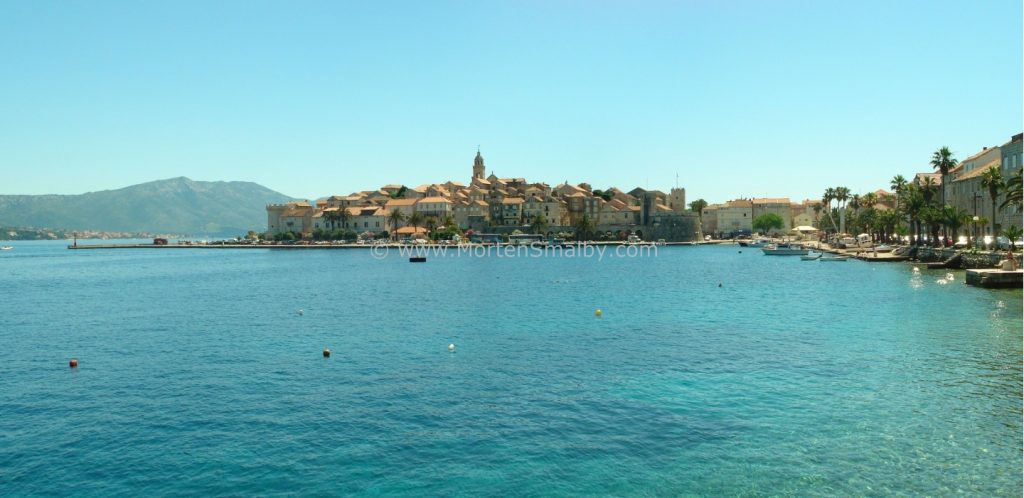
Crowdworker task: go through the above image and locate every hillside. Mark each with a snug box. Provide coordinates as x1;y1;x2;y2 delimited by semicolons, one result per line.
0;177;296;236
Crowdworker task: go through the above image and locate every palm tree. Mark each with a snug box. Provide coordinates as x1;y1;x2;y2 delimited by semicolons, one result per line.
941;205;970;246
822;188;837;233
1001;169;1022;210
323;209;343;231
425;217;437;239
890;174;908;210
407;211;426;233
902;185;925;245
920;177;938;206
530;213;549;235
980;166;1004;238
835;186;850;234
337;208;352;231
930;146;958;209
1002;225;1022;251
861;192;877;209
387;210;406;239
441;214;457;230
574;214;594;241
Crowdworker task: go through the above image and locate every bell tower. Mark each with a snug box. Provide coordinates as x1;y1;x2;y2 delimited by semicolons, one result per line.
473;148;485;180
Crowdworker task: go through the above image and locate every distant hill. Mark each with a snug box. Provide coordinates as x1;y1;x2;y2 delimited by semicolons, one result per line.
0;177;297;236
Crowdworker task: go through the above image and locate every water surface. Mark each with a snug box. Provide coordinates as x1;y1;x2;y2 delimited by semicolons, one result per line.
1;241;1020;496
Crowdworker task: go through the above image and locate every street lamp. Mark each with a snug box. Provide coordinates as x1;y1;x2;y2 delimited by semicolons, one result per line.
973;215;980;250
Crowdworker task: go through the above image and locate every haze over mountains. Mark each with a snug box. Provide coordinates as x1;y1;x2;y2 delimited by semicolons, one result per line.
0;177;296;236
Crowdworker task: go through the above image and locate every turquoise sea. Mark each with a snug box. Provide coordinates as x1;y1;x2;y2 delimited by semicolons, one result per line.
1;241;1020;496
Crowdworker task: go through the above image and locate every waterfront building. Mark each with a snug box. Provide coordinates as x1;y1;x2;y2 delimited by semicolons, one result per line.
266;201;314;237
415;197;453;219
384;198;417;218
266;149;700;241
752;197;793;235
716;199;754;236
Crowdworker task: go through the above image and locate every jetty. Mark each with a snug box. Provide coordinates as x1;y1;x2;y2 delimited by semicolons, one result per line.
965;269;1024;289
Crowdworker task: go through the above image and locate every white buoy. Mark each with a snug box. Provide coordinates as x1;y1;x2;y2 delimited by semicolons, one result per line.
945;273;955;281
448;343;455;352
912;267;920;273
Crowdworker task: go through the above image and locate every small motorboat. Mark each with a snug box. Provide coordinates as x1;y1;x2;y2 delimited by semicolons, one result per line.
0;246;12;251
762;243;809;256
820;255;849;262
801;252;822;261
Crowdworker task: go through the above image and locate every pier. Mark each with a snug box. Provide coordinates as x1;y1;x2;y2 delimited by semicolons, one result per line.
965;269;1024;289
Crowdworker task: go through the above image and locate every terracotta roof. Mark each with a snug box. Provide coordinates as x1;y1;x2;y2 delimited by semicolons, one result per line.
502;198;524;205
396;226;429;234
752;197;790;204
961;147;998;163
953;160;1001;182
418;197;452;204
385;199;418;207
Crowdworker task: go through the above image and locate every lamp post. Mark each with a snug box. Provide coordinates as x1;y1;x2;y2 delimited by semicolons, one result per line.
972;215;980;250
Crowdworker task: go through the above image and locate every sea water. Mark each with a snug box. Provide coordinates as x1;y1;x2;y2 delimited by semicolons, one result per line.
1;241;1020;496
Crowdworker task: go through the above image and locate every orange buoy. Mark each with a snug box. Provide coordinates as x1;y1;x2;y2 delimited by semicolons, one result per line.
69;358;78;368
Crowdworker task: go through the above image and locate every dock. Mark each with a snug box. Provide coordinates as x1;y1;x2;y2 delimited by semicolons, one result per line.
965;269;1024;289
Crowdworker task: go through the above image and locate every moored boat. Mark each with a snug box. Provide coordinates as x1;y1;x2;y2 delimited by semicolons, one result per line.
0;246;12;251
800;252;821;260
820;255;849;262
762;243;808;256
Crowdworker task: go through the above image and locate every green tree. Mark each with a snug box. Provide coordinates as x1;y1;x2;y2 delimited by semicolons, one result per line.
890;174;907;210
835;186;850;234
930;146;958;210
980;166;1004;238
1002;225;1022;251
1000;170;1022;210
940;205;970;246
387;210;406;240
574;214;595;241
530;213;549;235
752;213;785;235
323;209;342;230
407;211;426;233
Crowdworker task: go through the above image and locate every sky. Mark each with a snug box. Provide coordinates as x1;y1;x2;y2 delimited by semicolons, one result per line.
0;0;1021;204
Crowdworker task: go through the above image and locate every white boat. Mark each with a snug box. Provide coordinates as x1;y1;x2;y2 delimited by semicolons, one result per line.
800;252;821;261
0;246;12;251
762;243;808;256
820;255;849;262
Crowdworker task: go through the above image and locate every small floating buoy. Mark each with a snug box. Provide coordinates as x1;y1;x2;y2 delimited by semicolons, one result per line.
448;343;455;352
595;309;602;317
912;267;920;273
298;309;304;316
69;358;78;368
322;348;331;358
945;273;955;281
718;283;722;288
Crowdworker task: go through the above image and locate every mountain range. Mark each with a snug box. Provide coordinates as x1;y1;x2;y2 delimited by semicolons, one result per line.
0;177;296;236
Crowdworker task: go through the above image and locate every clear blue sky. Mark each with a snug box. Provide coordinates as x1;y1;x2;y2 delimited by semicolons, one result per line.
1;0;1020;203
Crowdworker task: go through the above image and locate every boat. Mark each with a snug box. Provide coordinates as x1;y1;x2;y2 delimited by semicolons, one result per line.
820;255;849;262
800;252;821;261
0;246;12;251
762;243;808;256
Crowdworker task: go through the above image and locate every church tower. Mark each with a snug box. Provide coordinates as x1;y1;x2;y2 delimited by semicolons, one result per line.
473;148;485;180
